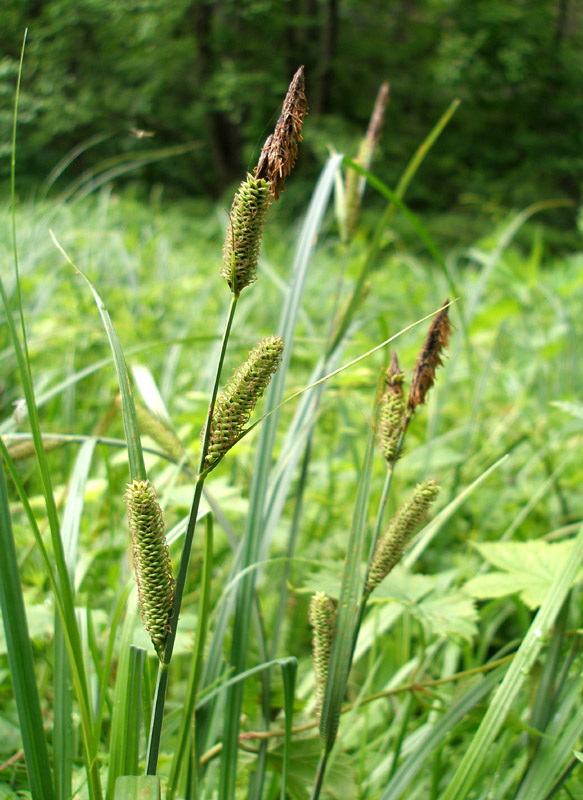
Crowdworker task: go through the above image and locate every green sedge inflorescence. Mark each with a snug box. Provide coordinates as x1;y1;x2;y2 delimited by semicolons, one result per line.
124;479;175;660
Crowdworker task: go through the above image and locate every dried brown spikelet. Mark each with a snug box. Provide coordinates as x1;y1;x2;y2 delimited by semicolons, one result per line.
407;300;452;418
221;174;271;293
255;66;308;200
309;592;337;716
366;480;439;593
124;479;175;659
346;81;390;235
204;336;284;470
376;351;405;464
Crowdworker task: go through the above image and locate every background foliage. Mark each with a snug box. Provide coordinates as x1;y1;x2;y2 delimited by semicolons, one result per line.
1;0;582;209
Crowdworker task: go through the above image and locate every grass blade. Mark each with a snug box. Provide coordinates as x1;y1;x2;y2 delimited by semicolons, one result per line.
50;232;146;481
318;421;376;755
440;522;583;800
218;153;343;800
54;438;97;800
0;458;56;800
379;665;506;800
107;595;139;800
125;646;146;776
279;657;298;799
514;674;583;800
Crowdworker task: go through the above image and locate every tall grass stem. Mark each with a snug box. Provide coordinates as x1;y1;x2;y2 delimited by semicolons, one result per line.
146;294;239;773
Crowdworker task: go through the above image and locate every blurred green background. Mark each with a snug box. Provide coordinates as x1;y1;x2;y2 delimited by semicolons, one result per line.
2;0;582;212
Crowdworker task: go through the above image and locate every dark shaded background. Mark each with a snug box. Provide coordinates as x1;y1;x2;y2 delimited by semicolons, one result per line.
1;0;582;210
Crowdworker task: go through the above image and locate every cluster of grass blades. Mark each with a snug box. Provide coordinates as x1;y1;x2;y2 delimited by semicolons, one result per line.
2;31;583;800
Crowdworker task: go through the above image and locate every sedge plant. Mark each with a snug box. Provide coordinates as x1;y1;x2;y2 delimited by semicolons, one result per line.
5;39;580;800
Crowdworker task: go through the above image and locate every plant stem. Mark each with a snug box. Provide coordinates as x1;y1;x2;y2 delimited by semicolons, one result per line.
367;466;394;566
309;751;329;800
168;514;214;796
146;294;239;774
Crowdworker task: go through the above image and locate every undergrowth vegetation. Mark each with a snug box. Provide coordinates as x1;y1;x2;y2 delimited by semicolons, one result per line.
1;61;583;800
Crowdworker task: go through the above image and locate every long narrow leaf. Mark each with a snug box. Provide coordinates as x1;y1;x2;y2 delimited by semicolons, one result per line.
378;666;506;800
55;438;98;799
440;523;583;800
0;459;55;800
319;421;376;754
218;153;343;800
50;232;146;481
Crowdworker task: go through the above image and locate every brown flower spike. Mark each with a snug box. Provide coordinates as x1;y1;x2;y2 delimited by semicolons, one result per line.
407;300;452;420
255;66;308;200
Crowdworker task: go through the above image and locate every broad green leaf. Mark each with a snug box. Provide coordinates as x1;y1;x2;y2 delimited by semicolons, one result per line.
466;540;578;609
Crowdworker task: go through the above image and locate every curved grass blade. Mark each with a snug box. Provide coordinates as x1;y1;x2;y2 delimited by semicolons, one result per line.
318;421;376;756
55;438;98;800
168;515;214;797
125;646;146;776
218;153;344;800
331;98;461;354
514;674;583;800
440;522;583;800
378;665;506;800
342;157;459;302
5;41;100;795
107;594;140;800
0;459;56;800
50;232;146;481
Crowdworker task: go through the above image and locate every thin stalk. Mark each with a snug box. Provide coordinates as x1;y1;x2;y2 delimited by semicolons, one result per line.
368;466;394;567
269;435;313;659
309;751;329;800
146;294;239;774
168;515;215;796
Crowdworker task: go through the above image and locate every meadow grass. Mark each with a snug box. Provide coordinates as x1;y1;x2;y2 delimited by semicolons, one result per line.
1;69;583;800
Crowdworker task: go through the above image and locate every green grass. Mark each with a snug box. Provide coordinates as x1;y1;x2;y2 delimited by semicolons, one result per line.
1;133;583;800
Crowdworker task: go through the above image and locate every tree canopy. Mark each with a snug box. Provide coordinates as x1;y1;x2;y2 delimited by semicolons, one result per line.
1;0;582;207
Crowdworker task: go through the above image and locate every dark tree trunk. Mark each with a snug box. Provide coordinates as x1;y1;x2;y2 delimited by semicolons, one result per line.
189;0;242;193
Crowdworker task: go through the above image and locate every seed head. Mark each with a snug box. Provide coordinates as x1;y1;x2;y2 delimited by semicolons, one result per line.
376;351;405;464
255;66;308;200
407;301;452;419
221;174;271;293
309;592;337;716
204;336;284;470
346;81;390;236
366;480;439;593
124;479;175;659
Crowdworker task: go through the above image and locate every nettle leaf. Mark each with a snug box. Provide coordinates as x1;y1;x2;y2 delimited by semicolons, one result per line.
465;540;580;609
371;566;478;641
414;591;479;640
298;564;477;641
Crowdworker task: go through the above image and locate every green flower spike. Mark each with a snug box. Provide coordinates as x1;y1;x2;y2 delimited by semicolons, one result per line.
204;336;284;470
309;592;337;716
124;479;175;660
366;480;439;594
376;351;405;464
221;174;271;294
